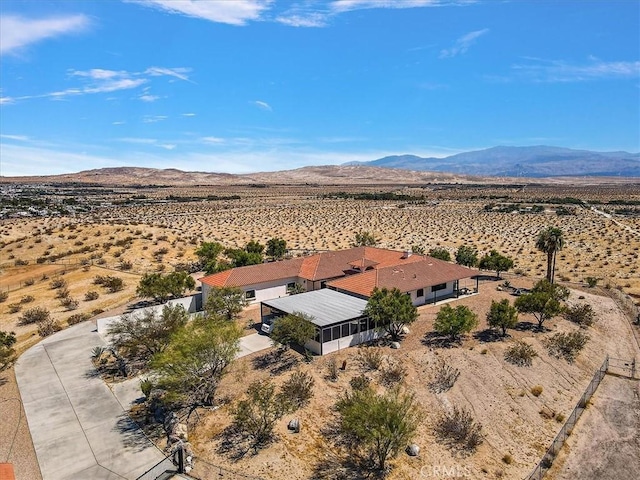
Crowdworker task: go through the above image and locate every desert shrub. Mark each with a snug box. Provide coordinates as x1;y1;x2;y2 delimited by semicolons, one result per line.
140;377;154;398
435;406;483;451
19;306;51;325
60;297;79;311
37;316;61;337
357;347;384;371
555;413;566;423
530;385;543;397
0;291;8;303
67;313;91;325
55;287;70;299
24;278;35;286
103;276;125;293
379;362;406;387
564;304;596;327
428;358;460;393
20;295;35;304
1;331;17;370
14;259;28;266
8;303;22;314
585;277;599;288
502;454;513;465
233;380;288;451
545;331;589;362
327;358;339;381
119;260;133;271
49;278;67;290
504;341;538;367
350;373;371;391
278;371;315;409
84;291;100;301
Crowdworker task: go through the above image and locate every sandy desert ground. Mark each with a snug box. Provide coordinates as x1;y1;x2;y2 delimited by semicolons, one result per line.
1;182;639;480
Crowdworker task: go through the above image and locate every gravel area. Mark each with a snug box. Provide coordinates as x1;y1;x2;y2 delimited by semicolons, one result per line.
0;367;42;480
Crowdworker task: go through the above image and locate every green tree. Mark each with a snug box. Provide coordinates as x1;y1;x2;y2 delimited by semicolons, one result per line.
225;248;263;267
429;247;451;262
364;287;418;341
233;379;290;451
108;304;189;362
136;272;195;303
411;245;425;255
434;305;478;340
455;245;478;267
195;241;225;274
270;312;316;349
204;286;248;321
335;387;422;472
514;279;569;329
486;299;518;336
152;316;241;414
266;238;287;259
536;227;565;283
245;240;265;255
478;250;514;278
353;230;379;247
0;330;17;370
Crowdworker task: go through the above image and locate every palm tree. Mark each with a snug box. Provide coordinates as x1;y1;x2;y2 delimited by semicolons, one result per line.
536;226;564;283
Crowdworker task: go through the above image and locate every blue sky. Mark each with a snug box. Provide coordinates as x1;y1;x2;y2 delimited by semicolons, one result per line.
1;0;638;176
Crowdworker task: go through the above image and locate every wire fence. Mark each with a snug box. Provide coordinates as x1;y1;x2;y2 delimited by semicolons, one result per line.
524;356;610;480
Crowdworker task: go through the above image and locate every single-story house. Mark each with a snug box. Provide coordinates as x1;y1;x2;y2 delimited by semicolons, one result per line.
260;288;379;355
200;246;477;306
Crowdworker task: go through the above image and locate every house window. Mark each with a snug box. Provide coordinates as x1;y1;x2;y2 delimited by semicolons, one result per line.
342;323;350;337
431;283;447;292
245;289;256;300
322;328;332;343
287;282;296;293
417;288;424;297
332;325;341;341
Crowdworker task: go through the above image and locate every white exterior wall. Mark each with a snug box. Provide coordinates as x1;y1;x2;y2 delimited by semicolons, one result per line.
202;277;301;305
321;329;381;355
409;281;456;306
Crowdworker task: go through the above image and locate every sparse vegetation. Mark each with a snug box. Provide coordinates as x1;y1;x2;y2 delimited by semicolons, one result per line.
435;405;483;451
0;330;17;370
357;347;384;371
530;385;543;397
18;306;51;325
504;341;538;367
428;358;460;393
564;303;596;327
545;331;589;362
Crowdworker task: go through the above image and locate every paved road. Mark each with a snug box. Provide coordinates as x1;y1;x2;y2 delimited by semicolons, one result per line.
15;322;164;480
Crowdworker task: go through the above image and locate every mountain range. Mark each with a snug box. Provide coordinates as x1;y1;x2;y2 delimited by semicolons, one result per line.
345;146;640;177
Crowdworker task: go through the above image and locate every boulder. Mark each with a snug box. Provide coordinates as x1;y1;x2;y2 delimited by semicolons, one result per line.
288;418;301;433
391;342;401;350
406;444;420;456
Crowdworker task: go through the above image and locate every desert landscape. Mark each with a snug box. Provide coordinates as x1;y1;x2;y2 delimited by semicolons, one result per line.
1;175;639;480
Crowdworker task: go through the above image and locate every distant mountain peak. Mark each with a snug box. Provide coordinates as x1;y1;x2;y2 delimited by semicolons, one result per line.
345;145;639;177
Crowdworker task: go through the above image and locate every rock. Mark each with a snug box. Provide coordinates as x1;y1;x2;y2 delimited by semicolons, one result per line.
539;406;555;420
174;423;188;441
406;444;420;456
402;326;411;334
288;418;300;433
391;342;401;350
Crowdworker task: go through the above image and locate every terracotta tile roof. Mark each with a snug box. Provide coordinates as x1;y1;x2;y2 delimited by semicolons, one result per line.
200;258;305;288
199;247;436;289
328;257;476;297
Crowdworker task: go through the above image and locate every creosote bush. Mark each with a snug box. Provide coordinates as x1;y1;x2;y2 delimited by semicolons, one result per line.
428;358;460;393
18;306;51;325
84;291;100;301
67;313;91;325
530;385;543;397
37;316;61;337
380;362;407;387
504;341;538;367
564;304;596;328
545;331;589;362
349;373;371;391
0;291;8;303
357;347;384;371
279;371;315;409
327;358;339;381
435;406;483;451
50;278;67;290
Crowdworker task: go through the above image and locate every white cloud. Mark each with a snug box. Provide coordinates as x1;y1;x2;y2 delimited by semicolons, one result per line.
118;137;158;144
276;12;328;28
127;0;273;26
253;100;272;111
0;96;14;105
0;134;29;141
157;144;177;150
512;59;640;82
439;28;489;58
142;115;168;123
0;14;90;55
202;136;225;144
330;0;437;13
139;94;161;102
145;66;192;82
182;113;196;117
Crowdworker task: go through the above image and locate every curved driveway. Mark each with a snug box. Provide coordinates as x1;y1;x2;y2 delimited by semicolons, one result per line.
15;322;164;480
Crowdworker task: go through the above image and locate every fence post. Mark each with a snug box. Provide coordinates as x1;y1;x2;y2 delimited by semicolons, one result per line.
177;443;185;473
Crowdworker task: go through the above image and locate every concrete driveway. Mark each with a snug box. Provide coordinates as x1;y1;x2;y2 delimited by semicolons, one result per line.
237;333;274;358
15;322;165;480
